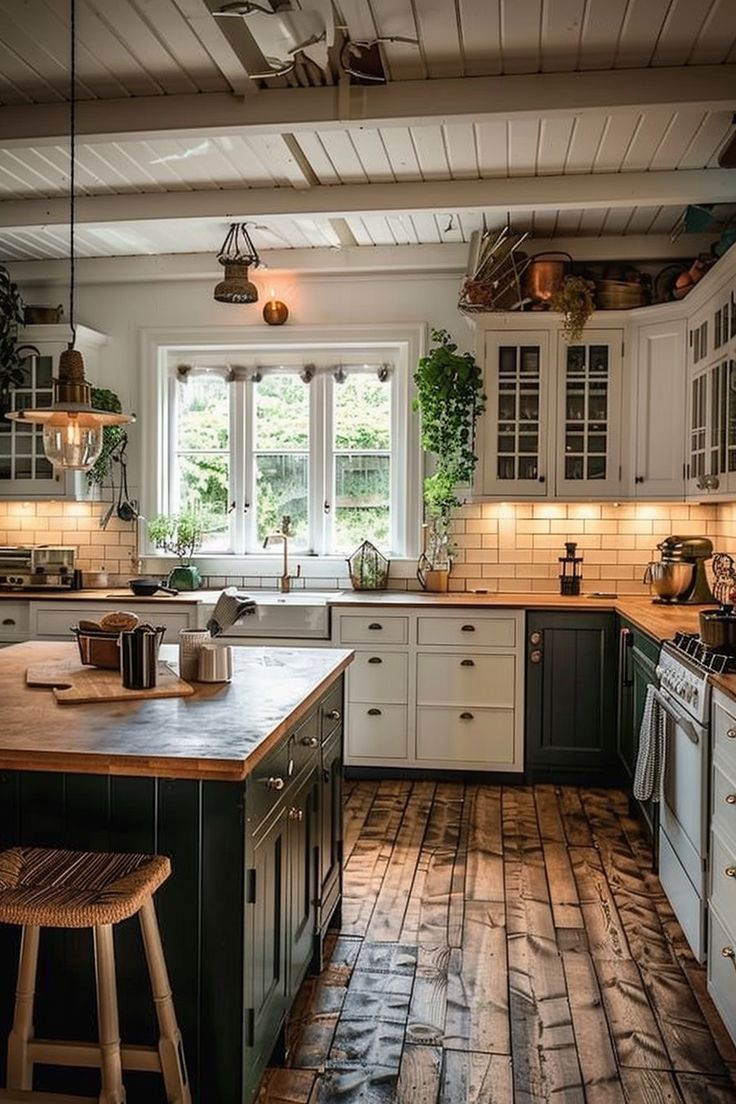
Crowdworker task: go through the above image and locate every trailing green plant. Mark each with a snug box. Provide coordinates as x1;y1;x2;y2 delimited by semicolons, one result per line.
86;388;125;487
551;275;595;342
0;264;36;402
148;511;205;565
413;328;486;521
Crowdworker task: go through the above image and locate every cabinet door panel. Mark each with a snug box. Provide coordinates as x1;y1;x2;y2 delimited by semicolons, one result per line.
417;615;517;648
416;653;515;707
347;703;408;760
288;770;318;998
348;650;408;703
635;320;686;498
480;331;550;497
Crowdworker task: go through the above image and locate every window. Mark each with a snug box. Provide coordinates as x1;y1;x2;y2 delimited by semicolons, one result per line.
153;335;418;559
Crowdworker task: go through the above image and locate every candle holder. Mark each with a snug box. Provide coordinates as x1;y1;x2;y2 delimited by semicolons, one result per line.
263;299;289;325
559;540;583;596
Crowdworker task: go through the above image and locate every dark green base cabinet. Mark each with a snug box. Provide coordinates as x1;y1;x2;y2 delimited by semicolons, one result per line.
0;680;344;1104
617;618;660;853
525;611;618;783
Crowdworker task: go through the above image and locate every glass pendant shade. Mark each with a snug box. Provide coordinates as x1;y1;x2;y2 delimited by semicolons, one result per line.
5;347;133;472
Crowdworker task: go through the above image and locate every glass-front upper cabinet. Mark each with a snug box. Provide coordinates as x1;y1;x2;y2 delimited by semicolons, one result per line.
479;330;551;497
687;356;736;496
0;324;107;499
555;330;623;498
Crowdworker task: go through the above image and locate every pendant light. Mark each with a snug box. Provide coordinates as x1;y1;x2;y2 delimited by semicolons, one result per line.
4;0;133;471
213;223;261;304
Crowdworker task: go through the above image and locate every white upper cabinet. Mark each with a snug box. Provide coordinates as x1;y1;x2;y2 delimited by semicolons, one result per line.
476;319;624;500
632;318;686;499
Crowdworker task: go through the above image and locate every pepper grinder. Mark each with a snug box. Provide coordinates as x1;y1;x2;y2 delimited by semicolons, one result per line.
559;541;583;596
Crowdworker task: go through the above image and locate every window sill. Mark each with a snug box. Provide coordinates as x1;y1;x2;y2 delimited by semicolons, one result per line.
143;553;419;582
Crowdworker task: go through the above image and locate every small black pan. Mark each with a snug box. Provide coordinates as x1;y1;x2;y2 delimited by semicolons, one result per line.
129;578;179;597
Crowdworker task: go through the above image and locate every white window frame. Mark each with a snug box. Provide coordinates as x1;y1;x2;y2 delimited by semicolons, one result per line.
140;324;424;571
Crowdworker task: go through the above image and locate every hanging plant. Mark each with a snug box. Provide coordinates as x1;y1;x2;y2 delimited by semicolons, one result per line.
551;275;596;342
0;264;37;407
86;388;126;487
413;328;486;522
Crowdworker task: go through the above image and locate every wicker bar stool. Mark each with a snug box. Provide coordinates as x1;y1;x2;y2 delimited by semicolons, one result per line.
0;846;190;1104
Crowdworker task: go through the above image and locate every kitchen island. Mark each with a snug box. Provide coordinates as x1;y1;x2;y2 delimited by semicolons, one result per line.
0;641;352;1104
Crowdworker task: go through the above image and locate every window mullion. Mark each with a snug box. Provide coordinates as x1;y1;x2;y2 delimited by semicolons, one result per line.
243;378;256;553
231;377;245;554
310;374;328;556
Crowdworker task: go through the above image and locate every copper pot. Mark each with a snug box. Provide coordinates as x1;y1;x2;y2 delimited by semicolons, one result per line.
522;253;572;302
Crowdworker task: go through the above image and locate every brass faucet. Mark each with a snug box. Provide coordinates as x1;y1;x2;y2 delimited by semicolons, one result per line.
263;515;302;593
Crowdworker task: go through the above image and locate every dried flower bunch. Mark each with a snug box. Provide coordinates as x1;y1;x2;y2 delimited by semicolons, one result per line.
551;275;596;341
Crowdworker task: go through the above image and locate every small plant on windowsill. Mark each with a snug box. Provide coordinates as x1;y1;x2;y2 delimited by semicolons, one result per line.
148;511;205;590
413;328;486;591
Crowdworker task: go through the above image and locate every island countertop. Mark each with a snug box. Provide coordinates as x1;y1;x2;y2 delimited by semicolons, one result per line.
0;641;352;782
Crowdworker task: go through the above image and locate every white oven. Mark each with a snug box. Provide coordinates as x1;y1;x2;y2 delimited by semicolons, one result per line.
656;640;713;962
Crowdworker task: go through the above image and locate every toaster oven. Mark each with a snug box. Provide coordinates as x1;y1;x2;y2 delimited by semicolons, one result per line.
0;546;75;589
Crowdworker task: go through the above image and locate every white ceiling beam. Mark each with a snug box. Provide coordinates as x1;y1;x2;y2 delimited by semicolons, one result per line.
0;65;733;146
0;170;732;228
5;235;714;285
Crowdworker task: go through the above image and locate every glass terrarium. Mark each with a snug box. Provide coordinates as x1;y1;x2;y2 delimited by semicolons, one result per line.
347;539;390;591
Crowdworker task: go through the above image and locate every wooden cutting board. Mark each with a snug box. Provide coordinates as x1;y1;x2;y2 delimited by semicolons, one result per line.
26;660;194;704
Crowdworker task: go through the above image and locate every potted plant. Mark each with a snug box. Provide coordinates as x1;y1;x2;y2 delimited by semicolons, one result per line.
0;264;37;414
148;510;205;590
413;328;486;591
86;388;126;488
551;275;595;342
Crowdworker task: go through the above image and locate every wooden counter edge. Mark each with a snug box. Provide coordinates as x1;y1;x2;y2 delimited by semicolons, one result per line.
0;650;353;783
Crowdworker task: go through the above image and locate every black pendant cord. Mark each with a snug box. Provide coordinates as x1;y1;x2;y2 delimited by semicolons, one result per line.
69;0;76;348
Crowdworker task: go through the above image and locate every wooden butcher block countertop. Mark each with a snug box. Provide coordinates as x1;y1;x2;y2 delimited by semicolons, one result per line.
0;641;352;782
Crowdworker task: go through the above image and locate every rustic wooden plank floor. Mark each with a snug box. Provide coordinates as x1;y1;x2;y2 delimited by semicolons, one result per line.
258;783;736;1104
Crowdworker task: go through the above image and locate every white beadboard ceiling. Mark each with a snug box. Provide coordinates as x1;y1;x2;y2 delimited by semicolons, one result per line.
0;0;735;262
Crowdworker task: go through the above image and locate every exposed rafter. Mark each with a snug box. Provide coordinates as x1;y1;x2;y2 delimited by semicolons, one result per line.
0;66;733;146
1;171;732;229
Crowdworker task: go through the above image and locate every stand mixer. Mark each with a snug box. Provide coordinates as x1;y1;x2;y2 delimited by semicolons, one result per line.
646;535;716;604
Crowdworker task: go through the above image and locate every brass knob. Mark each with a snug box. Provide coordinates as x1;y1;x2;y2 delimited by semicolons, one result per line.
301;736;318;747
725;866;736;878
288;807;304;822
530;649;542;664
265;776;285;791
726;794;736;805
727;727;736;740
326;709;341;721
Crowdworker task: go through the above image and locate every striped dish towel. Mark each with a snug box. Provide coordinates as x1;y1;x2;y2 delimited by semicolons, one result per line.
633;684;667;803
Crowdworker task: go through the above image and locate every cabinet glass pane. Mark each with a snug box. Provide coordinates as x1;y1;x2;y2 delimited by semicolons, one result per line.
729;362;736;473
0;355;56;483
495;344;541;481
563;342;609;481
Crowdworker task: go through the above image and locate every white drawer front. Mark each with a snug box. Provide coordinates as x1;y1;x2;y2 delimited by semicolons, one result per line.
339;615;408;645
711;827;736;924
714;694;736;781
348;651;408;704
347;704;408;760
416;706;515;766
708;906;736;1046
713;764;736;850
417;615;516;648
0;602;29;639
416;653;514;707
34;604;194;641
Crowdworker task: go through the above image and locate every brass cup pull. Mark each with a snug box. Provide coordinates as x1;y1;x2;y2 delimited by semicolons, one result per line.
326;709;341;721
725;866;736;878
368;623;382;630
460;659;475;667
726;794;736;805
368;656;382;664
288;807;304;822
265;776;285;791
301;735;318;747
727;727;736;740
2;618;15;626
460;711;474;720
461;624;475;632
367;708;382;716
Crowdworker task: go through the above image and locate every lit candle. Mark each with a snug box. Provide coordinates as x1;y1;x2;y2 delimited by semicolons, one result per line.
262;289;289;325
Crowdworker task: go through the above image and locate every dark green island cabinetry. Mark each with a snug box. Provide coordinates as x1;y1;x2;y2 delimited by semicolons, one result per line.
0;642;351;1104
616;617;660;847
525;610;619;782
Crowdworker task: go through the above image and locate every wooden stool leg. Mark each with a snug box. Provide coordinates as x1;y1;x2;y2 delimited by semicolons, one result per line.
6;924;40;1090
139;897;191;1104
93;924;126;1104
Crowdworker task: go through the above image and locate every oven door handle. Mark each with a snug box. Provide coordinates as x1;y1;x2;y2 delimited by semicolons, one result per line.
651;686;700;745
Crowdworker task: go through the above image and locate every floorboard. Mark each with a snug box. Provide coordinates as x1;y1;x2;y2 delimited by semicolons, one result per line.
260;783;736;1103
